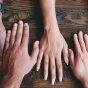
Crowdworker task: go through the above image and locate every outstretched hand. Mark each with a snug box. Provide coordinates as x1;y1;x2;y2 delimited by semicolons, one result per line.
36;26;68;84
0;21;39;88
69;31;88;88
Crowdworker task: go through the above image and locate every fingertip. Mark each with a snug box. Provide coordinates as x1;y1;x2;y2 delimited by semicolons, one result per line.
73;34;77;41
79;30;84;36
8;30;11;33
33;41;39;53
69;49;72;53
84;34;88;38
66;59;69;65
51;78;55;85
13;23;18;27
34;41;39;47
73;34;77;38
79;31;83;34
68;49;73;57
18;20;23;24
59;75;62;82
44;74;48;80
36;64;40;71
64;55;69;65
24;23;29;27
63;45;69;65
68;49;74;67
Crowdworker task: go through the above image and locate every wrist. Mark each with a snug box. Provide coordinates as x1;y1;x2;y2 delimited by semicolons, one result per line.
1;73;24;88
44;21;60;33
43;13;58;28
81;78;88;88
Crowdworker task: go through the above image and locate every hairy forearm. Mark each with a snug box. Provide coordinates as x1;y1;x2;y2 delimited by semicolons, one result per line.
0;73;23;88
39;0;58;29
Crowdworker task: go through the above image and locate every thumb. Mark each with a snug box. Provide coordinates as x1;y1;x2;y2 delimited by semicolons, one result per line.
68;49;75;69
30;41;39;65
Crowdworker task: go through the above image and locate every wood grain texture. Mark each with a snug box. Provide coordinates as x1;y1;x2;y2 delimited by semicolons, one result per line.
0;0;88;88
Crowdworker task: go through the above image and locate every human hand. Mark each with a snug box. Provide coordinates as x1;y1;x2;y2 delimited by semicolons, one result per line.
69;31;88;88
2;21;39;81
0;13;6;61
36;25;68;84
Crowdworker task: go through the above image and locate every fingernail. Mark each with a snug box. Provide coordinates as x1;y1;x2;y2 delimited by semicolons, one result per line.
51;78;55;85
44;74;47;80
8;30;11;33
59;76;62;82
35;41;39;45
14;23;17;26
34;41;39;49
79;31;82;34
24;23;28;26
36;65;39;71
19;20;23;24
66;59;69;65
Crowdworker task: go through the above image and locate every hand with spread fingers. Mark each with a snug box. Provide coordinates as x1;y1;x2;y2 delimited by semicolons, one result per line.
36;0;68;85
0;21;39;88
69;31;88;88
37;27;68;84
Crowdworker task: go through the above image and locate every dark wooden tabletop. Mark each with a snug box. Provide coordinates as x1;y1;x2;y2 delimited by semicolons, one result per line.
1;0;88;88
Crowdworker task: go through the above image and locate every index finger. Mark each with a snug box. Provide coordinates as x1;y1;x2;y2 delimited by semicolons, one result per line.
73;34;82;54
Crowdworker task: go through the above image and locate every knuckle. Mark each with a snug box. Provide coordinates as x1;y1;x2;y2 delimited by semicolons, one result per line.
64;52;68;57
44;69;48;74
11;35;15;40
14;43;19;48
23;34;28;38
78;52;83;58
17;33;21;38
45;61;48;66
51;65;55;70
51;74;55;79
15;43;19;46
49;50;53;56
44;50;48;55
57;64;62;69
55;51;59;56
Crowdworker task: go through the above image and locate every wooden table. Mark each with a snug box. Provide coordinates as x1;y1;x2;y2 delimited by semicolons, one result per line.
1;0;88;88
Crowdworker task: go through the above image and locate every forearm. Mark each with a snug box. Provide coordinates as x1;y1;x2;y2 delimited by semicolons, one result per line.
0;73;23;88
39;0;58;29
